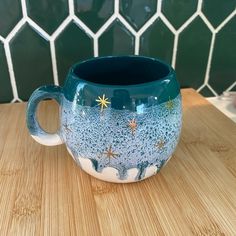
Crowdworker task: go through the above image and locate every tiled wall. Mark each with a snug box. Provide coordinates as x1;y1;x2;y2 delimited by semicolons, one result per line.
0;0;236;103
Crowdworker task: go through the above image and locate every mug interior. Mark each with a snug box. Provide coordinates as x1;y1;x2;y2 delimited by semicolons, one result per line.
72;56;171;86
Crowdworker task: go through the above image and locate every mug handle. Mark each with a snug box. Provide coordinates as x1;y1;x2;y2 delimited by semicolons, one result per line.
26;85;64;146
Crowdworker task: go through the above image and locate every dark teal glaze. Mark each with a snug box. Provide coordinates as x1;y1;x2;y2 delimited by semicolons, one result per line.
136;161;149;181
89;158;99;172
63;56;180;109
26;85;63;135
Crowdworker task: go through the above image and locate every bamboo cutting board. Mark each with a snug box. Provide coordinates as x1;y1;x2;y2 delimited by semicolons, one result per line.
0;89;235;235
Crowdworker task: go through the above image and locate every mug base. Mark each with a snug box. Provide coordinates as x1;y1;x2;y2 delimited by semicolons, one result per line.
67;148;171;183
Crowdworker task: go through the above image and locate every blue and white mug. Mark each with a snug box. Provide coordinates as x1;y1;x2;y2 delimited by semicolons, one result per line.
26;56;182;183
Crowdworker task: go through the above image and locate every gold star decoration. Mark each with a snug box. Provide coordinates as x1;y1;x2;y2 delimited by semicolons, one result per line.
128;118;137;135
96;94;110;111
166;96;174;110
155;140;166;150
63;124;72;133
103;145;119;161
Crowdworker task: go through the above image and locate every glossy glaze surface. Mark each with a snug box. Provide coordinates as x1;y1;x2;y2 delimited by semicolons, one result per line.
61;94;181;181
26;56;182;182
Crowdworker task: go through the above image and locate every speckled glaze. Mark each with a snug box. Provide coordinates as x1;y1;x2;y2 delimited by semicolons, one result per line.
26;56;182;183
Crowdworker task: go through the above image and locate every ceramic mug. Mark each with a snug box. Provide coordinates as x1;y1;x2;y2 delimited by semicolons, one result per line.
26;56;182;183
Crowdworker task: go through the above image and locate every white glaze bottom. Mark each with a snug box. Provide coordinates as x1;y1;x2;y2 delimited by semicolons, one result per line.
67;147;171;183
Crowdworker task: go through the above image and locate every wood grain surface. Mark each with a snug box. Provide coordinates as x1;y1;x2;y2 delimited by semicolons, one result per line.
0;89;235;235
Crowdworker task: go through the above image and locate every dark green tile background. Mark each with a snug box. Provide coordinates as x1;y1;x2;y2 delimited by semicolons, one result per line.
26;0;69;34
0;0;235;103
99;19;135;56
140;18;174;64
175;17;212;90
162;0;198;29
74;0;114;33
0;42;13;102
209;16;236;94
120;0;157;30
0;0;22;37
55;22;93;85
10;24;54;101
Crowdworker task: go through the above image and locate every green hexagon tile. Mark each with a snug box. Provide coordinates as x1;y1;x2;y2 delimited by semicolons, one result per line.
0;0;235;103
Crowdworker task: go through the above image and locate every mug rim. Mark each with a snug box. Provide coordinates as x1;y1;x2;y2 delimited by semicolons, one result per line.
69;55;175;88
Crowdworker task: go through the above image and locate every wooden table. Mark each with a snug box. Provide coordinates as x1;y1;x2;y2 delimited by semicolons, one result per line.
0;89;235;235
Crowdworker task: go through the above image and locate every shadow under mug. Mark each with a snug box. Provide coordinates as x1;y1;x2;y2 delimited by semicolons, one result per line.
26;56;182;183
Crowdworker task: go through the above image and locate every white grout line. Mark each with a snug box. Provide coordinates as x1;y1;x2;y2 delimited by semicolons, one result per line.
1;0;235;102
94;37;99;57
226;81;236;92
206;84;218;96
199;12;214;32
20;0;28;18
168;12;198;68
171;35;179;68
72;15;95;37
11;97;23;102
4;43;20;100
197;0;203;11
137;13;159;36
135;0;163;56
50;41;59;85
176;12;198;33
27;18;50;40
134;36;140;55
68;0;75;16
117;15;137;36
3;19;26;102
0;35;5;42
95;14;116;38
157;0;162;13
197;84;206;92
51;16;72;40
215;9;236;33
197;7;236;95
93;0;119;56
114;0;119;14
159;14;177;33
5;19;26;43
203;34;216;84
